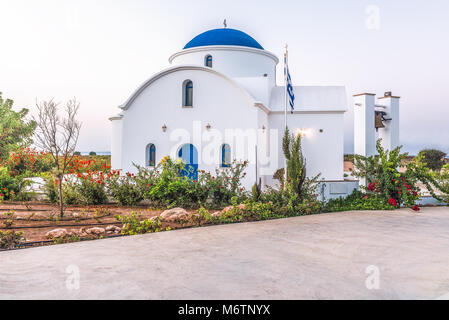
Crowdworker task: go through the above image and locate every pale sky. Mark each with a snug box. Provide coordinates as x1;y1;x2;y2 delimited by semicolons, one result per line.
1;0;448;155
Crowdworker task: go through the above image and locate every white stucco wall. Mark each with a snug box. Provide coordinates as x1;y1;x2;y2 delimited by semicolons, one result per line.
267;112;345;181
116;68;262;189
110;116;123;170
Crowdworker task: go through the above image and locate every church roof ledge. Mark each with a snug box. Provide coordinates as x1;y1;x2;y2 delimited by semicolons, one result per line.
119;64;256;111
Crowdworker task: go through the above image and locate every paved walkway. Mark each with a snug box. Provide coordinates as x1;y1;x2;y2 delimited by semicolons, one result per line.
1;207;449;299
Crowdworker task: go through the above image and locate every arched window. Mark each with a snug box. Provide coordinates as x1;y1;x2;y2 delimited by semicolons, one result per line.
221;144;231;168
183;80;193;107
146;144;156;167
178;143;199;181
205;55;213;68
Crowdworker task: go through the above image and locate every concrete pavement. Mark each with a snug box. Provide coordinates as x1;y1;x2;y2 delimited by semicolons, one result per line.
1;207;449;299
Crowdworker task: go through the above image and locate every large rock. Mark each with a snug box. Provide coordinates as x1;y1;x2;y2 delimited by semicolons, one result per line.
211;211;222;218
79;227;88;237
105;225;121;234
222;206;234;213
86;227;105;235
71;212;81;218
68;229;80;236
34;212;48;220
160;208;189;222
237;204;247;210
221;204;246;214
46;228;68;239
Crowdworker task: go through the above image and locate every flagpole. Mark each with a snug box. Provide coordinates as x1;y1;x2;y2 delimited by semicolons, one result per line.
284;44;288;130
284;44;288;185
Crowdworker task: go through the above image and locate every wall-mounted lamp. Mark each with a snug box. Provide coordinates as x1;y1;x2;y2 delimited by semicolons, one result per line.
205;123;211;131
297;128;312;137
262;125;266;132
162;124;167;132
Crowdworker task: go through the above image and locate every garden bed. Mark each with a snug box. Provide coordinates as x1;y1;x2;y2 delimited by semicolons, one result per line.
0;201;197;246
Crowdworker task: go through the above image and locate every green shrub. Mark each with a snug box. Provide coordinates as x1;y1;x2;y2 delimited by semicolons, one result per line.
418;149;447;171
0;230;24;249
439;165;449;204
140;157;248;208
351;140;447;208
42;174;58;203
282;127;320;202
76;177;108;205
272;168;285;188
43;173;108;205
107;170;144;206
115;212;170;235
0;92;37;162
0;167;29;200
323;189;392;212
206;197;321;225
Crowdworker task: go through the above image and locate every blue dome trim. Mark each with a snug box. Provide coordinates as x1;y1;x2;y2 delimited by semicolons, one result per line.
184;28;264;50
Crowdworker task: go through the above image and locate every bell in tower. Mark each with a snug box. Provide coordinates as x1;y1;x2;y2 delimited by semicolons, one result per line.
375;111;385;130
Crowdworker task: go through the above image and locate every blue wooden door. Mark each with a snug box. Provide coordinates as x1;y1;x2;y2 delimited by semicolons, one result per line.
178;144;198;180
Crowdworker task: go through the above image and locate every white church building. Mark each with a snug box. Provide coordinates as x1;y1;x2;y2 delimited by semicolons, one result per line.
110;27;400;198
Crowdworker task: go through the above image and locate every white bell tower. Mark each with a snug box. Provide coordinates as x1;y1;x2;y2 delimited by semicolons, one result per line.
376;92;400;151
353;93;376;158
353;91;400;186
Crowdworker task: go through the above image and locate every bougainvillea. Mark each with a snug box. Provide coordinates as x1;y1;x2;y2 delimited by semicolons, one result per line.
388;197;398;207
352;139;448;211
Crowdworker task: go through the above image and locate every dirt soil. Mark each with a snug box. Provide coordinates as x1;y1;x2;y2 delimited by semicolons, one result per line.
0;201;198;244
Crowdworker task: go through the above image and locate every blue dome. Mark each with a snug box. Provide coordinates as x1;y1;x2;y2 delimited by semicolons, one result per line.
184;28;264;50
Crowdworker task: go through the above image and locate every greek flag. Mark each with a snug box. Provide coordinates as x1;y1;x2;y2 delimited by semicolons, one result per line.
284;57;295;113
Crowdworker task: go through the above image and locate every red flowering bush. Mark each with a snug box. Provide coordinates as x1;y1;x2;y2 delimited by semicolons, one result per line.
0;147;53;177
106;169;146;206
323;189;392;212
388;197;398;207
74;171;108;205
352;139;439;211
0;167;27;201
0;148;51;201
367;182;377;192
43;155;111;205
66;155;110;174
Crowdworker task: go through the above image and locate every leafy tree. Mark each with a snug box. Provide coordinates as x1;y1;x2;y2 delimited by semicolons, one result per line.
0;92;36;161
34;98;82;218
418;149;447;171
89;151;96;156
